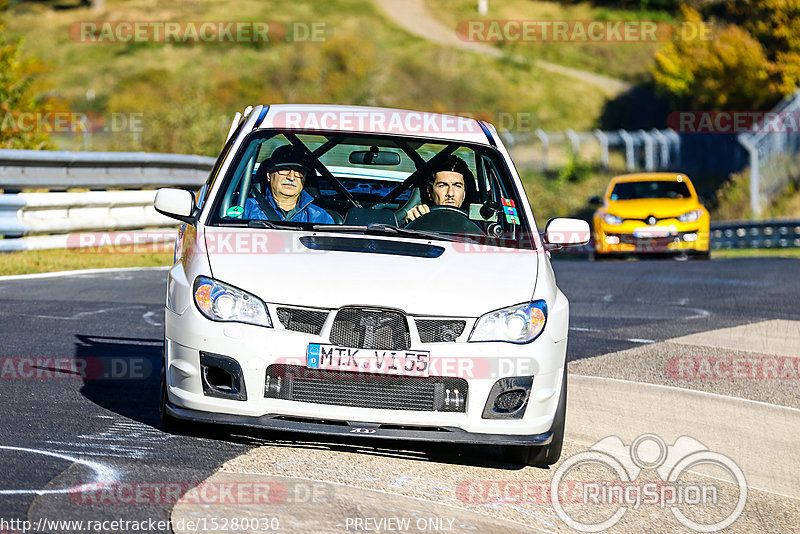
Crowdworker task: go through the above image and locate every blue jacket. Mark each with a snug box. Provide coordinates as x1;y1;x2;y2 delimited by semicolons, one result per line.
244;189;334;224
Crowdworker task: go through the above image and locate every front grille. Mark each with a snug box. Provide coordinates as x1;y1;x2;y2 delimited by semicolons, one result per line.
264;364;467;412
276;307;328;335
329;307;410;350
617;234;676;248
416;319;466;343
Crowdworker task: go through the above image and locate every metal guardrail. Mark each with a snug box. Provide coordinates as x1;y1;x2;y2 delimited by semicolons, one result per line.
0;191;174;238
0;149;213;252
0;189;182;252
0;149;215;190
0;149;797;253
559;220;800;255
711;220;800;250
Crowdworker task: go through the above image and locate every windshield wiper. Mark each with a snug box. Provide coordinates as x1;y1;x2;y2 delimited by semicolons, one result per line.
311;222;471;243
213;219;303;230
246;219;304;230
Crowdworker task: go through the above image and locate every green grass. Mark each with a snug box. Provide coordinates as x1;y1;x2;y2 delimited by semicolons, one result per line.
0;246;173;275
711;169;800;221
6;0;611;155
424;0;674;82
520;164;619;222
710;248;800;259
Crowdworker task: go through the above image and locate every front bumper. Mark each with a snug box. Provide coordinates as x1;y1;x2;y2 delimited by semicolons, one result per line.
164;302;568;438
594;221;710;254
166;401;554;446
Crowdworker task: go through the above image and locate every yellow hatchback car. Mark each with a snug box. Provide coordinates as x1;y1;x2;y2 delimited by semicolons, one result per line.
592;173;710;259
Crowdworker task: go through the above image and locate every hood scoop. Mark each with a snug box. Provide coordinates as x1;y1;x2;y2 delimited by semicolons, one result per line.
299;235;445;258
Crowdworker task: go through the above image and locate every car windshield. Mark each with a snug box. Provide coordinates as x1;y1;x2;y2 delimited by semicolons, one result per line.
206;130;534;249
610;180;692;200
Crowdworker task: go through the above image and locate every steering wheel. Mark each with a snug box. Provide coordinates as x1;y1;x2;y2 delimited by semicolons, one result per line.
405;205;485;236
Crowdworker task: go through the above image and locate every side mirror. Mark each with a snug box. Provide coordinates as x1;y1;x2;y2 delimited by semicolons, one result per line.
544;218;591;250
588;196;603;207
155;188;195;224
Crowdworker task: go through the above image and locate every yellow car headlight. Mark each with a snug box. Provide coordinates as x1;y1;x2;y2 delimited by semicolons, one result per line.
678;209;704;223
602;213;623;225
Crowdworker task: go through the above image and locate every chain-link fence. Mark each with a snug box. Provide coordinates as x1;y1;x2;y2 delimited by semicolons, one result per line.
738;89;800;218
502;128;680;172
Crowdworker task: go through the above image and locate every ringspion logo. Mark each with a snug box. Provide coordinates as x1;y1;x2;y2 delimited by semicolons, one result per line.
551;434;747;532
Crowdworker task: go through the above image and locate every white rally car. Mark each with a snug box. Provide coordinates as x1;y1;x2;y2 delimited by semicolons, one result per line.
154;104;589;465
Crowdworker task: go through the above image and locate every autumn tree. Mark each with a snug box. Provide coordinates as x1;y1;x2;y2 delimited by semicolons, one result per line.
714;0;800;97
652;1;800;111
0;0;52;149
652;6;781;111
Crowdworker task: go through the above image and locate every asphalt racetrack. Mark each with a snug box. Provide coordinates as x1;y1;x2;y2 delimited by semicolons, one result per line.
0;258;798;533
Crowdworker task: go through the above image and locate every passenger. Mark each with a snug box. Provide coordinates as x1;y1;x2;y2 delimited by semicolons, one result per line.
243;145;334;224
405;155;471;223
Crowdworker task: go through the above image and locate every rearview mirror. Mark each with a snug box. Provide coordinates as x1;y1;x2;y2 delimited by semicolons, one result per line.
588;195;603;207
154;188;195;224
349;148;401;165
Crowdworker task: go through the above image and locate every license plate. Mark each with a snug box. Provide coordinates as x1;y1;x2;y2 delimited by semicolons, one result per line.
307;343;430;377
633;226;670;238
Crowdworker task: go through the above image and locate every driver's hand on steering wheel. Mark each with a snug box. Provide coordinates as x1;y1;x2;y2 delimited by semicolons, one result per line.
405;204;431;223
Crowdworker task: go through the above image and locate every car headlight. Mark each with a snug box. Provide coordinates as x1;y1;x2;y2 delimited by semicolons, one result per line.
602;213;623;225
469;300;547;344
193;276;272;327
678;209;704;223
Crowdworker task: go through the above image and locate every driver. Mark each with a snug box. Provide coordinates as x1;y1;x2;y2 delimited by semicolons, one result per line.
405;155;471;223
243;145;334;224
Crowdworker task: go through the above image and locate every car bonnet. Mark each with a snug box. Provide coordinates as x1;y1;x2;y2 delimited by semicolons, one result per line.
201;228;539;318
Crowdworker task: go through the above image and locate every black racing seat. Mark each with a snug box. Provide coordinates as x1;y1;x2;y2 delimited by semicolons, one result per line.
324;208;344;224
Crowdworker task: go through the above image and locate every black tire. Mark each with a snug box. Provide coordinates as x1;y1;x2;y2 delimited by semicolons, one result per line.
504;366;567;466
592;252;612;261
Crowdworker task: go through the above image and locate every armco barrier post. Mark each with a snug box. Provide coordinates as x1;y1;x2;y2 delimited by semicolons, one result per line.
535;129;549;171
737;135;761;219
594;129;609;169
619;129;635;171
638;130;655;171
565;129;580;157
651;129;670;169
